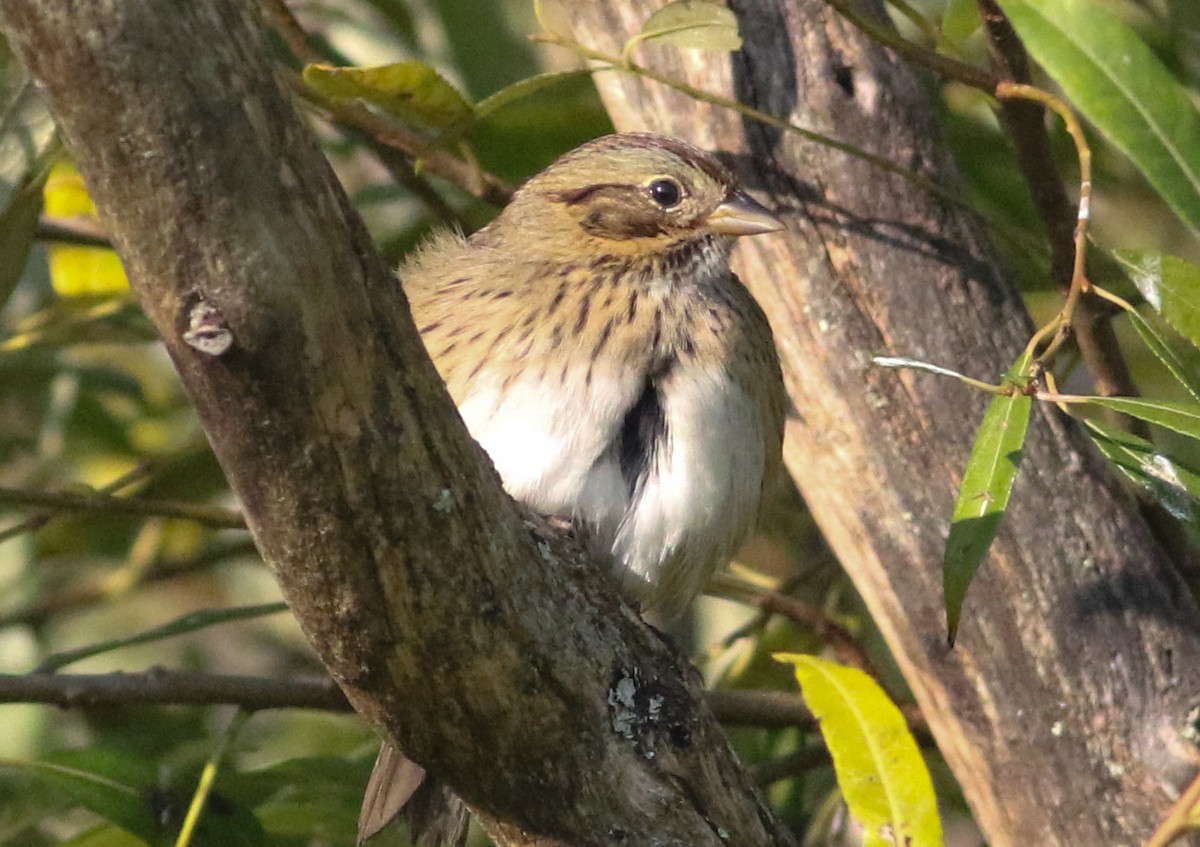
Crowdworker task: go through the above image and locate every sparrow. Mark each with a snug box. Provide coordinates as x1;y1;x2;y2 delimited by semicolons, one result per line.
359;132;787;844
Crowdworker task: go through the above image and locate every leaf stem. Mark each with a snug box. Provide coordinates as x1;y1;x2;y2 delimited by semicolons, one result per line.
996;83;1094;365
175;710;249;847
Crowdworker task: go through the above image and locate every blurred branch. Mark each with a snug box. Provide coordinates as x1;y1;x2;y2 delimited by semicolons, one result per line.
36;215;113;247
0;537;261;630
706;689;814;728
710;576;876;677
748;748;831;786
0;453;204;543
35;602;288;672
0;670;351;712
0;670;795;729
0;485;246;529
256;0;322;65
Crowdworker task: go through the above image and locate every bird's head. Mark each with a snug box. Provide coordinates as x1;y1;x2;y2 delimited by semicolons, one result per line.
487;133;782;261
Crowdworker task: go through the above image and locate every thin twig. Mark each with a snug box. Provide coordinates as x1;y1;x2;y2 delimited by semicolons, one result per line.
0;670;352;712
976;0;1141;408
710;575;877;677
748;747;831;786
1143;767;1200;847
257;0;324;66
36;215;113;248
35;602;288;672
0;485;245;530
0;453;193;544
705;689;815;729
0;538;261;630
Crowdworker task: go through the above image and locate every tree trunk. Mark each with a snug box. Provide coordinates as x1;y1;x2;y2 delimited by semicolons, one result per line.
567;2;1200;844
0;2;795;845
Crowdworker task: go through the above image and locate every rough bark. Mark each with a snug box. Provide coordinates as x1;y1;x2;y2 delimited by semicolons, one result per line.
0;2;794;845
568;2;1200;845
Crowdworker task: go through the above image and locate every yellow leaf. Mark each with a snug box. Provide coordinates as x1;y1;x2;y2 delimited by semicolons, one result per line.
303;61;473;132
776;653;944;847
629;1;742;55
43;162;129;297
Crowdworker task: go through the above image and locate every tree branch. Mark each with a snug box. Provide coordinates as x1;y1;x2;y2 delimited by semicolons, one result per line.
0;669;818;730
0;670;351;712
0;485;246;529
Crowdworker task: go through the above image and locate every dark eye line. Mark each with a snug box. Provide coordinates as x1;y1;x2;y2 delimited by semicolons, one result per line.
551;183;634;206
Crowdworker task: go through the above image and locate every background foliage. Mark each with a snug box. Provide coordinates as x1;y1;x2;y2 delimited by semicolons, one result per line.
1;0;1199;845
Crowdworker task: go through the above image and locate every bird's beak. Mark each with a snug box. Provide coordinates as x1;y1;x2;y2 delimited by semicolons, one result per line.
705;190;784;236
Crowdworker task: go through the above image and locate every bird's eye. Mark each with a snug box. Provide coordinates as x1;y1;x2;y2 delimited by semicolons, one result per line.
647;178;682;208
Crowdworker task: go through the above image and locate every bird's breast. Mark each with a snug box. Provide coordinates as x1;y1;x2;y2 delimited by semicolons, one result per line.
455;351;766;617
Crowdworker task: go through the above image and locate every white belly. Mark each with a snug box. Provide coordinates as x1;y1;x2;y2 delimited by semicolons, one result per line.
456;361;764;616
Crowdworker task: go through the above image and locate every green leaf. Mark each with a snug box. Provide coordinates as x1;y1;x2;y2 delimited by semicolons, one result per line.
943;355;1033;644
1085;418;1200;524
941;0;982;44
995;0;1200;232
1113;250;1200;353
474;69;598;123
303;61;473;133
629;1;742;54
776;654;944;847
0;61;57;309
0;752;160;844
1125;306;1200;402
0;175;43;309
1079;396;1200;442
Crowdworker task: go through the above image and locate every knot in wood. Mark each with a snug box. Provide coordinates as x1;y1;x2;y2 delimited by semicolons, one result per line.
182;297;233;356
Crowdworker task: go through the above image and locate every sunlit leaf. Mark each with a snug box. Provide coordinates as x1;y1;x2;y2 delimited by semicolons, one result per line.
996;0;1200;231
943;354;1032;644
1113;250;1200;353
629;1;742;54
43;162;129;297
1125;306;1200;402
776;654;944;847
1079;396;1200;442
303;62;473;132
533;0;575;39
941;0;982;44
1085;419;1200;524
